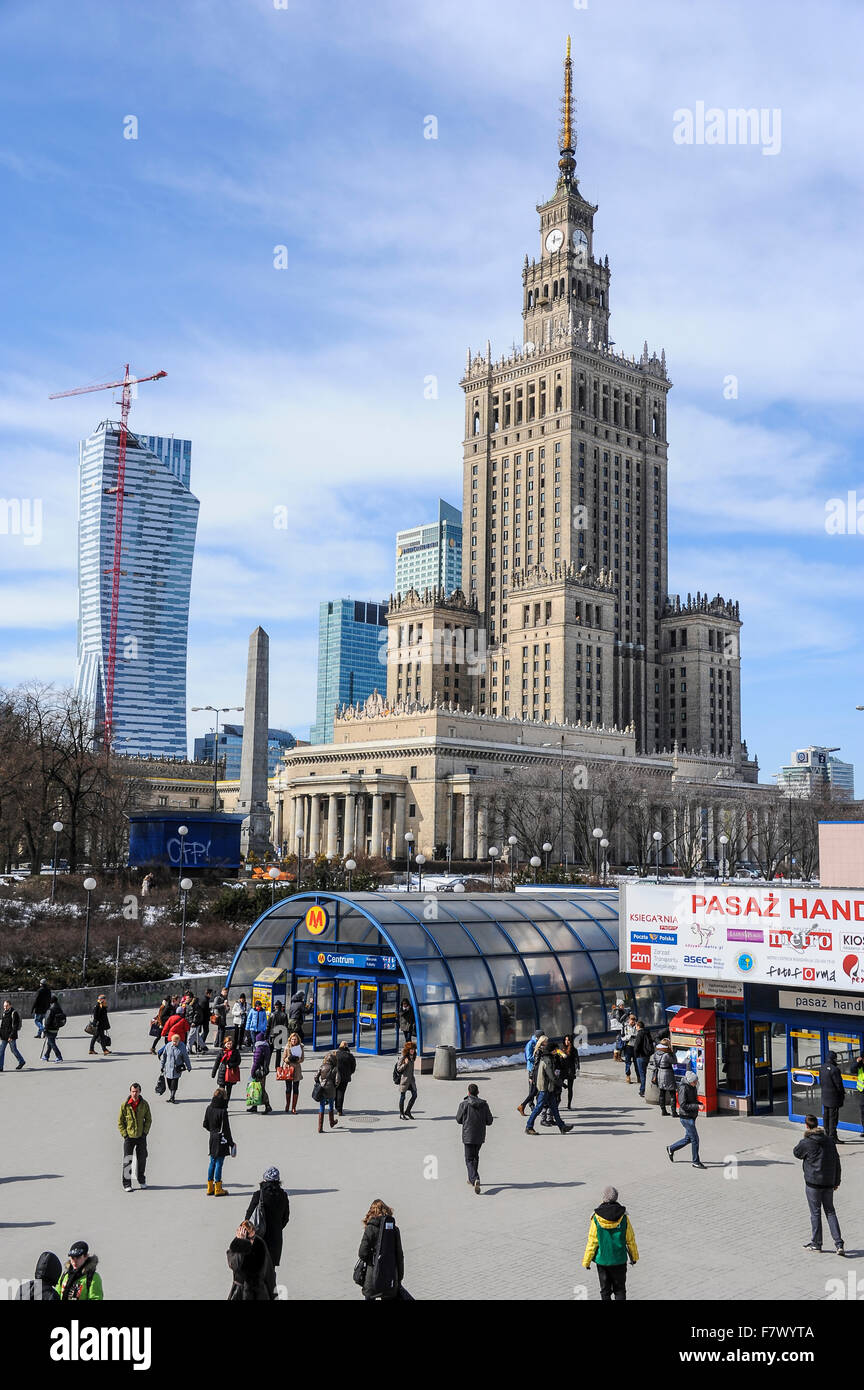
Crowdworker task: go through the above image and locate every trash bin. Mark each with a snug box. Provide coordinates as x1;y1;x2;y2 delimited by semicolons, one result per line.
433;1044;457;1080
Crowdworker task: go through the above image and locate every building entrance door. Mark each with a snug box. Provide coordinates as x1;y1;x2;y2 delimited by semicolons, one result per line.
357;982;379;1054
826;1030;863;1133
336;978;356;1046
313;978;335;1051
789;1028;822;1122
752;1022;784;1114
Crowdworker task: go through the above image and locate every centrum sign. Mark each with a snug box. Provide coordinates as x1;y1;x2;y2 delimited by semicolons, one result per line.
621;883;864;990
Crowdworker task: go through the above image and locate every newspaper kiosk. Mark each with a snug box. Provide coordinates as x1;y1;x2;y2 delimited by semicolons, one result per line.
669;1007;718;1116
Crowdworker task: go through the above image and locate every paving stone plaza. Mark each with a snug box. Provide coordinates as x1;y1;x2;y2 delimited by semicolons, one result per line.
2;1008;859;1301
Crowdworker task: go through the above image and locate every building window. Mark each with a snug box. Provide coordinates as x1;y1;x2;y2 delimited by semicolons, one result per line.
409;765;418;778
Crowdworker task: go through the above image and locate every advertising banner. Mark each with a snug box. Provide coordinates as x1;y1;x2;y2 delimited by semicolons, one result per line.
622;882;864;991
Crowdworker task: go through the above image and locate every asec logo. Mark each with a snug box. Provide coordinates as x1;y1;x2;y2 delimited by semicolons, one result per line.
683;955;715;965
630;946;651;970
305;905;329;937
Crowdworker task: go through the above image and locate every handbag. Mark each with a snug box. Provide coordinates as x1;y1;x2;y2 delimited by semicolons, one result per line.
276;1063;295;1082
229;1143;237;1159
352;1259;367;1287
103;1034;111;1048
311;1079;323;1102
210;1012;220;1025
149;1020;162;1038
84;1023;96;1036
155;1074;166;1095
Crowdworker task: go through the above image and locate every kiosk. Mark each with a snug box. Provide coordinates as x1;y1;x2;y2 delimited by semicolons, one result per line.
669;1007;718;1116
251;967;288;1018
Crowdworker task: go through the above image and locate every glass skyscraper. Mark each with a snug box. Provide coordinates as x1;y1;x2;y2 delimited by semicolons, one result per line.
75;420;199;757
310;599;389;744
395;498;462;598
194;725;297;778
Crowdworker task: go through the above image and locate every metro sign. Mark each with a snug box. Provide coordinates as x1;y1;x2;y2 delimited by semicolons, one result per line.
769;929;832;953
305;905;329;937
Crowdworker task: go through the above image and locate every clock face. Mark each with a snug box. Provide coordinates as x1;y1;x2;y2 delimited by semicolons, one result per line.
572;228;588;254
545;228;564;253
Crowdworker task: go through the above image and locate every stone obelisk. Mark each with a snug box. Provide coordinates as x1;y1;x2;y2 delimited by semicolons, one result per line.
238;626;272;859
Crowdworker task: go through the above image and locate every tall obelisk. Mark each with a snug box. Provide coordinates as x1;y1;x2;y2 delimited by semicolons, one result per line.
237;626;272;858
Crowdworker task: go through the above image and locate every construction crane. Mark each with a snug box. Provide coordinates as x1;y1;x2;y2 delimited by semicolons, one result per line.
50;365;167;742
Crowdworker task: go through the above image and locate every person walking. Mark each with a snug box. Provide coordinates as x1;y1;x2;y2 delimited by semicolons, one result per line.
200;988;214;1050
247;1036;273;1114
610;1001;629;1062
399;998;415;1045
620;1015;638;1083
456;1082;493;1194
203;1086;234;1195
88;994;111;1056
651;1037;678;1117
41;995;66;1062
581;1185;639;1301
0;999;26;1070
118;1081;151;1192
212;988;230;1050
245;1167;290;1271
211;1035;242;1103
287;989;306;1041
159;1006;190;1052
161;1033;192;1103
516;1030;543;1116
246;1000;268;1046
267;998;290;1068
632;1021;654;1097
32;979;51;1039
356;1199;404;1301
819;1051;845;1143
56;1242;103;1301
15;1252;61;1301
335;1040;356;1116
227;1221;276;1300
231;994;248;1048
560;1033;580;1110
150;996;173;1055
525;1041;574;1136
666;1069;706;1168
396;1041;418;1120
794;1113;845;1255
280;1032;304;1113
188;996;205;1055
314;1050;339;1132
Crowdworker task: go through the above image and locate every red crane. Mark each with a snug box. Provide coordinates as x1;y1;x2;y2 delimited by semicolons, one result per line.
50;365;167;742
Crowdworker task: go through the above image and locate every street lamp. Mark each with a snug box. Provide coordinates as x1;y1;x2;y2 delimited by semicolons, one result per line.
50;820;63;904
404;831;414;890
542;841;552;873
179;876;193;974
508;834;518;879
652;829;662;883
416;852;426;891
530;854;542;883
489;845;499;891
592;826;604;881
176;825;189;901
82;877;97;986
719;833;729;883
345;858;356;893
295;829;304;890
268;865;281;906
600;837;609;886
191;705;243;811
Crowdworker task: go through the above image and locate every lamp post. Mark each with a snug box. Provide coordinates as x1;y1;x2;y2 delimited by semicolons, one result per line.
50;820;63;904
530;854;542;883
600;837;609;886
592;826;603;881
719;833;729;884
295;829;304;890
179;876;193;974
489;845;499;891
82;877;97;986
416;852;426;892
268;865;281;907
652;829;662;883
345;858;356;893
191;705;243;811
404;831;414;890
542;841;552;873
508;834;518;880
176;825;189;901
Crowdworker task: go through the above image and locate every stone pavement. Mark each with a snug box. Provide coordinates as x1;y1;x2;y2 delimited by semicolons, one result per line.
1;1009;860;1301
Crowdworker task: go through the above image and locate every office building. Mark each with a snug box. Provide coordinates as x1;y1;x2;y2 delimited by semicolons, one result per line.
776;746;855;800
194;725;297;778
309;598;389;744
395;499;462;598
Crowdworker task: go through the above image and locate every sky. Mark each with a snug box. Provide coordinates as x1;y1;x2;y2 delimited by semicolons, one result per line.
0;0;862;784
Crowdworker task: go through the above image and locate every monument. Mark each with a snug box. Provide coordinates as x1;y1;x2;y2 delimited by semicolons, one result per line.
237;626;272;858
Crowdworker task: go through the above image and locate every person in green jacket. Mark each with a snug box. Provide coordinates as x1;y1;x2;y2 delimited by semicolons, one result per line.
582;1185;639;1302
118;1082;152;1191
56;1242;103;1301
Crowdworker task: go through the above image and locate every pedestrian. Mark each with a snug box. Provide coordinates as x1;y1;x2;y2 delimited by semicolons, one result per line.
666;1069;706;1168
200;988;214;1049
356;1199;405;1301
456;1082;494;1194
245;1167;290;1270
88;994;111;1056
211;1034;242;1103
56;1242;103;1301
855;1054;864;1136
41;995;66;1062
819;1051;845;1143
279;1032;304;1114
610;1000;628;1062
267;998;290;1067
246;999;268;1046
620;1015;638;1083
227;1221;277;1301
524;1041;574;1135
231;993;248;1047
118;1081;151;1192
560;1033;580;1109
188;995;205;1054
15;1252;61;1301
32;978;51;1039
0;999;26;1071
141;872;154;897
396;1040;418;1120
650;1037;678;1117
150;996;172;1055
247;1036;273;1114
793;1113;845;1255
212;988;230;1050
287;989;306;1041
540;1041;567;1125
399;998;415;1044
159;1006;190;1050
161;1032;192;1103
335;1040;356;1116
581;1185;639;1301
313;1049;339;1132
516;1030;543;1116
632;1021;654;1097
203;1086;234;1195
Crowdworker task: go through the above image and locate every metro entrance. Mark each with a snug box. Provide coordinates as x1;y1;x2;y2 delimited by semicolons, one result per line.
295;974;401;1053
789;1026;863;1129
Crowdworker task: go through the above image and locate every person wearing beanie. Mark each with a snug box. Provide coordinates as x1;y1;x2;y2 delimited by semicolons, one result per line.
666;1069;706;1168
56;1242;103;1301
245;1167;290;1271
582;1186;639;1301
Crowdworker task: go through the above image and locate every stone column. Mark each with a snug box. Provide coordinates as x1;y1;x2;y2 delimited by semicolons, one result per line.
477;803;488;859
393;793;406;854
462;791;474;859
274;795;284;852
326;793;339;858
343;794;356;856
371;793;383;857
309;795;321;858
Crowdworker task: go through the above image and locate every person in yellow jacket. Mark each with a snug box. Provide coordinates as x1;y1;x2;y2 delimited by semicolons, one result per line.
117;1081;152;1192
582;1185;639;1301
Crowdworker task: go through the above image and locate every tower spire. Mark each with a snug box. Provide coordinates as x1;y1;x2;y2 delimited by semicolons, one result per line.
558;35;576;186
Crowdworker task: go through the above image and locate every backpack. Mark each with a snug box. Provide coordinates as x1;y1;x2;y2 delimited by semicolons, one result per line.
250;1195;267;1237
392;1062;401;1086
53;1007;67;1029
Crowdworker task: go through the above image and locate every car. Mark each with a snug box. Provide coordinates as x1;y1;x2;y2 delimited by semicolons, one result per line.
625;865;639;875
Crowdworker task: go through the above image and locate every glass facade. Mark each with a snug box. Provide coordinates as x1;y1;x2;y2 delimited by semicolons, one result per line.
75;421;199;757
194;724;296;778
226;890;683;1053
395;498;462;598
309;598;389;744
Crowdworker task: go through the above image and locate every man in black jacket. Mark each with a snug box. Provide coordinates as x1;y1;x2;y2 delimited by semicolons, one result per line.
819;1052;845;1143
793;1113;845;1255
335;1040;357;1116
32;979;51;1038
456;1083;494;1194
0;1000;25;1071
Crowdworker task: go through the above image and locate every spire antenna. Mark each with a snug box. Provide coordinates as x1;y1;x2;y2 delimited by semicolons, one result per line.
558;35;576;186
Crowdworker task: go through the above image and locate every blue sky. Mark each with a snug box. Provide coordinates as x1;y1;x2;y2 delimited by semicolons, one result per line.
1;0;862;784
